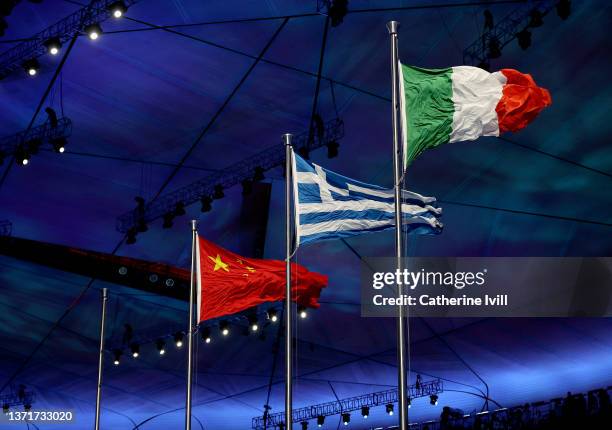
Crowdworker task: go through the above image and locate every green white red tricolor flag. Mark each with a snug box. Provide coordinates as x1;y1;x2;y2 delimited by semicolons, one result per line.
399;64;552;166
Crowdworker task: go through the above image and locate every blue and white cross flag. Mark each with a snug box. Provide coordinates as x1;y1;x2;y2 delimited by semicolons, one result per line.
291;152;443;246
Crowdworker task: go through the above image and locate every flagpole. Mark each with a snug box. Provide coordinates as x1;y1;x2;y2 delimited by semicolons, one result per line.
283;133;293;430
387;20;409;430
94;287;108;430
185;219;198;430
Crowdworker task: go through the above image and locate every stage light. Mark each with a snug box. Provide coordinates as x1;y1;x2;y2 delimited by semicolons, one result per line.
253;166;265;182
85;23;102;40
130;343;140;358
156;339;166;355
173;201;186;216
326;140;339;158
301;421;308;430
136;218;148;233
118;266;128;275
50;136;66;153
516;28;531;50
477;60;490;72
213;184;224;199
529;9;543;27
408;397;411;408
126;228;137;245
241;179;253;196
329;0;348;27
45;107;59;127
267;308;278;323
316;415;325;427
430;394;438;405
174;332;184;348
386;403;394;415
483;9;494;30
556;0;571;20
200;195;212;212
297;146;309;159
298;306;307;319
248;314;259;332
220;321;230;336
201;327;211;344
2;403;8;414
165;278;175;287
361;406;369;418
162;212;174;229
112;349;121;365
108;1;127;18
487;37;502;59
341;412;350;426
43;37;61;55
23;59;39;76
15;145;30;166
24;403;31;412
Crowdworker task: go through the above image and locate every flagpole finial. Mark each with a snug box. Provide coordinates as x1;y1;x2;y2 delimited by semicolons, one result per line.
190;219;197;232
387;21;399;34
282;133;293;146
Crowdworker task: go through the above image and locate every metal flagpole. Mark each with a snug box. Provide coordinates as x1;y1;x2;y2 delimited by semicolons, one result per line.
283;133;293;430
387;20;409;430
94;287;108;430
185;220;198;430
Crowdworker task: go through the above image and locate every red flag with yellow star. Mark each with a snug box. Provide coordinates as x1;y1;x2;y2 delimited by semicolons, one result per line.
196;236;327;321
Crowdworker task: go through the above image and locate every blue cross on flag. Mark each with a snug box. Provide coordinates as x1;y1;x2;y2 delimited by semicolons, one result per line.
291;151;443;246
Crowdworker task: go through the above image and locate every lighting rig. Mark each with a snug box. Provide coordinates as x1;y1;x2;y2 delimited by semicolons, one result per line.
0;385;35;413
463;0;570;69
0;117;72;166
116;118;344;236
251;379;443;430
0;1;138;79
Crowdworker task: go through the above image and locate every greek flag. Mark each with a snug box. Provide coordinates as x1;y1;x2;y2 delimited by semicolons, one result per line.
291;151;443;246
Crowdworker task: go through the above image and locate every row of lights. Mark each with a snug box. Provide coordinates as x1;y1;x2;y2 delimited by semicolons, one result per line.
289;396;439;429
22;2;128;77
111;307;307;366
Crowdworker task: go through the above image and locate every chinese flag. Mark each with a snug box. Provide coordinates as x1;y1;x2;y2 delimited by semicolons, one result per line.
196;236;328;322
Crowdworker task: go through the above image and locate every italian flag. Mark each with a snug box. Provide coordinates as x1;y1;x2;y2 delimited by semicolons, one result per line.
399;64;552;166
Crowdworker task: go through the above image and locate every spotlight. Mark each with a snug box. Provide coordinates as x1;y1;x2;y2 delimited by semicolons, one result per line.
118;266;128;275
113;349;121;365
301;421;308;430
386;403;394;415
361;406;369;418
162;212;174;229
341;412;350;426
173;201;186;216
297;146;309;159
201;327;212;344
529;9;543;27
85;23;103;40
148;273;158;283
213;184;224;199
556;0;571;20
50;137;66;153
165;278;175;287
24;403;31;412
483;9;494;30
407;397;412;408
430;394;438;405
220;321;230;336
174;331;185;348
23;58;39;76
45;107;59;127
15;145;30;166
486;36;502;59
130;343;140;358
328;0;349;27
200;195;212;212
126;228;137;245
108;1;127;18
2;403;8;414
25;137;42;154
253;166;265;182
248;314;259;332
136;218;148;233
156;339;166;355
241;179;253;196
43;37;61;55
516;28;531;50
316;415;325;427
266;308;278;323
298;305;307;319
326;140;339;158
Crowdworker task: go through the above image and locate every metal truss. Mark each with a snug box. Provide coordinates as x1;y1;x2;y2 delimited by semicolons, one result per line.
0;117;72;154
463;0;557;67
252;379;443;429
0;221;11;237
0;0;140;79
0;387;35;409
116;118;344;234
